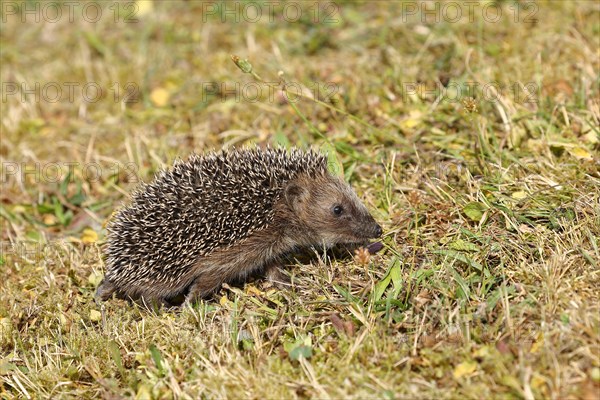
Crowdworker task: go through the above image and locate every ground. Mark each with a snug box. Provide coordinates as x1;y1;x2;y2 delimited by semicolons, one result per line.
1;1;599;399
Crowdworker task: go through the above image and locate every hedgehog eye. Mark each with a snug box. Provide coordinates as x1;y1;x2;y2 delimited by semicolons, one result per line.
332;205;344;216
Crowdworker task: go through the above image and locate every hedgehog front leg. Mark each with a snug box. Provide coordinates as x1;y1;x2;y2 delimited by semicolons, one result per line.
185;266;225;302
95;278;118;301
185;253;262;302
264;261;291;288
185;260;290;303
185;230;293;304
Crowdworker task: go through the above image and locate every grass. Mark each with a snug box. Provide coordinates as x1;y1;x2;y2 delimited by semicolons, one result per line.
1;0;599;398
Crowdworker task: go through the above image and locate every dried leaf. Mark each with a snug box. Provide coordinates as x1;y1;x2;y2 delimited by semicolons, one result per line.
330;313;345;334
568;146;593;160
219;295;230;306
530;332;544;353
88;271;103;287
463;202;487;222
246;285;264;297
474;346;491;359
150;87;170;107
453;361;477;379
448;239;479;252
136;0;154;16
89;310;102;322
81;228;98;244
284;337;313;361
511;191;528;200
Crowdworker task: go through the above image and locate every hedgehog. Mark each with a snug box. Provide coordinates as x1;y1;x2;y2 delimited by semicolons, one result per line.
96;147;382;306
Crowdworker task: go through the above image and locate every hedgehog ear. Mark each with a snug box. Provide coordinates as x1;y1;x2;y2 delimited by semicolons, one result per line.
284;181;309;210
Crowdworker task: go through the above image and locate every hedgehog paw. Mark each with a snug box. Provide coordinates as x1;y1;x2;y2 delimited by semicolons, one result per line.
265;266;291;288
185;278;220;305
95;279;117;301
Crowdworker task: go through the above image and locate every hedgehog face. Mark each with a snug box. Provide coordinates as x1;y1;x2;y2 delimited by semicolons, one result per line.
284;173;382;247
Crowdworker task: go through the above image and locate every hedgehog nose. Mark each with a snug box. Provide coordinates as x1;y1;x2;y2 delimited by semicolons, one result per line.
374;224;383;237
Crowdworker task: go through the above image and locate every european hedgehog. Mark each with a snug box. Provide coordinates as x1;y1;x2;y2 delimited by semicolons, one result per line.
97;147;382;306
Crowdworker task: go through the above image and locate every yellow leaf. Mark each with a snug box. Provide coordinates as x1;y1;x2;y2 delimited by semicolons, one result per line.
518;224;535;234
59;313;68;328
90;310;102;322
0;318;11;334
453;361;477;379
136;383;153;400
473;346;491;359
39;126;54;136
66;236;81;243
400;110;422;130
530;374;546;390
525;138;544;153
88;271;104;287
568;146;593;160
136;0;154;16
581;131;598;144
511;191;528;200
530;332;544;353
13;205;26;214
43;214;58;225
219;295;230;306
246;285;264;296
401;118;420;129
150;87;170;107
81;228;98;244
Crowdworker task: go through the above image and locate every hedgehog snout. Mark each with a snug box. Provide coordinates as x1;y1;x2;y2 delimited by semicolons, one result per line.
372;223;383;238
355;212;382;240
365;220;383;239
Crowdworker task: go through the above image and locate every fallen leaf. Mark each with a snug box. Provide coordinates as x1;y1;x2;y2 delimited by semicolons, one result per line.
81;228;98;244
463;202;487;222
136;383;153;400
421;334;438;348
219;295;230;306
343;320;355;337
284;336;313;361
453;361;477;379
530;374;546;392
581;131;598;144
88;271;103;287
400;110;423;130
474;345;491;359
0;360;16;375
136;0;154;16
448;239;479;252
568;146;593;160
415;289;431;307
511;191;528;200
530;332;544;353
89;310;102;322
246;285;264;296
150;87;170;107
43;214;58;225
330;313;345;334
518;224;535;234
496;339;512;355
